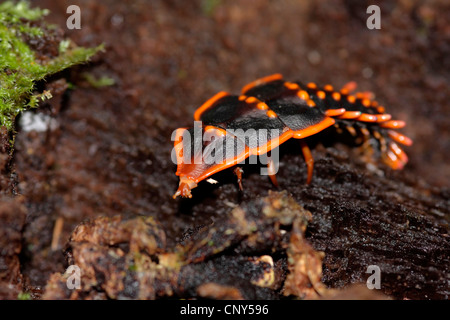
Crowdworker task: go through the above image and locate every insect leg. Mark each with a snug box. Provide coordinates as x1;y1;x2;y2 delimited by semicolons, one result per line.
300;140;314;184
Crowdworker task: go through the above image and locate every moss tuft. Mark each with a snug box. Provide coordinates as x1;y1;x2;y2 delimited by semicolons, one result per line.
17;292;31;300
0;0;103;131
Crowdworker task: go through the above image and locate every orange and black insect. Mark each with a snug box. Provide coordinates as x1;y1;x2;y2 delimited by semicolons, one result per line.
173;74;412;198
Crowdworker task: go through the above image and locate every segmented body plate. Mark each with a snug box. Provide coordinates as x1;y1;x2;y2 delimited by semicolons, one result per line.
174;74;411;187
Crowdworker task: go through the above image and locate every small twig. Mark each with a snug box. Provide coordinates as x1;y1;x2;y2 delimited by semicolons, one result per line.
51;217;64;251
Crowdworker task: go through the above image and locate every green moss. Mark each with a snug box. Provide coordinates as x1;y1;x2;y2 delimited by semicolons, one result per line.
82;72;115;88
0;0;103;131
0;1;49;20
201;0;221;16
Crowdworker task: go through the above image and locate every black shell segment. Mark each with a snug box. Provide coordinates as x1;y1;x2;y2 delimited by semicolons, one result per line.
199;81;330;133
291;81;375;114
241;79;286;101
198;95;248;127
266;96;326;131
197;95;288;150
199;96;286;132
